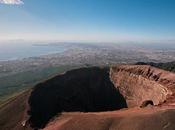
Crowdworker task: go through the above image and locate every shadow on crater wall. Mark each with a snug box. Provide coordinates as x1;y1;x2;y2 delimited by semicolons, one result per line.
28;67;127;129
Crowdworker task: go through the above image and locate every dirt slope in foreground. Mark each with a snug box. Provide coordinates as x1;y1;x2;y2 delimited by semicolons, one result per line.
45;107;175;130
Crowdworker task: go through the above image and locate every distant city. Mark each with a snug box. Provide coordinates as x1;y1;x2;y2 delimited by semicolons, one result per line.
0;42;175;77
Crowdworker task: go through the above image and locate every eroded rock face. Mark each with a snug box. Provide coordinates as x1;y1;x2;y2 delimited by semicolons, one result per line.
110;65;175;107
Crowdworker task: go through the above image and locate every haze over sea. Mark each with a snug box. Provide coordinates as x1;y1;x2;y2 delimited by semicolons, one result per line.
0;42;66;61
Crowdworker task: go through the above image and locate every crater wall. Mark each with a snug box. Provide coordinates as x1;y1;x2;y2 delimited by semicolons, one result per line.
110;65;175;107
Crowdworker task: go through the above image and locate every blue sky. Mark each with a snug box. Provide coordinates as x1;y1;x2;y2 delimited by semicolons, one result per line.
0;0;175;42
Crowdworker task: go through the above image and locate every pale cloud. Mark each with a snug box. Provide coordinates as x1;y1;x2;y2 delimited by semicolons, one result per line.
0;0;24;5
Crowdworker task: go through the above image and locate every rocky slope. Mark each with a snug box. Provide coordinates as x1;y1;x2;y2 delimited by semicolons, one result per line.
0;65;175;130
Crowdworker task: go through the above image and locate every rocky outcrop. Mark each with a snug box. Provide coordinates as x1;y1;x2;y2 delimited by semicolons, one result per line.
110;65;175;107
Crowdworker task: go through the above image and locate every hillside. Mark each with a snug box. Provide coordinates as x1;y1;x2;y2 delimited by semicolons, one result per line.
0;65;79;104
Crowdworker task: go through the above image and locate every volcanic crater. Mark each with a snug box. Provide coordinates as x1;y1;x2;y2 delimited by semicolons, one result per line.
1;65;175;130
28;67;127;128
27;65;175;129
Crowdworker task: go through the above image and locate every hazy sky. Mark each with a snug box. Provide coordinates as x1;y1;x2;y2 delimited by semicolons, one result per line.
0;0;175;42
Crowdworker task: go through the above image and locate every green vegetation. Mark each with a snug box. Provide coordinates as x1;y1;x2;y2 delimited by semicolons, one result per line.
0;65;81;104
